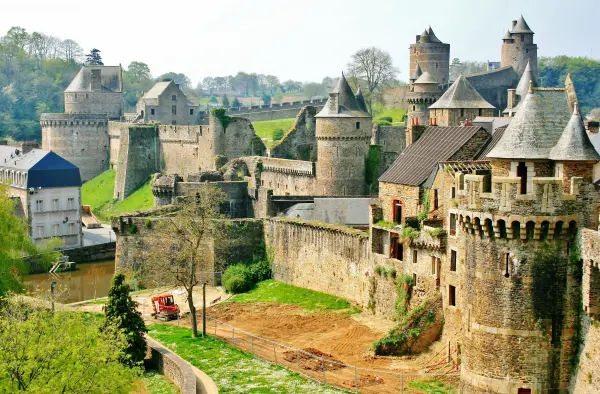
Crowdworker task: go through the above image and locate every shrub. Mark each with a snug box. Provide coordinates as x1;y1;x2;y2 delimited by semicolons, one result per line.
379;116;393;123
376;120;392;126
374;265;384;275
144;219;152;229
223;259;272;294
128;223;138;234
389;268;397;278
273;129;285;141
405;217;420;229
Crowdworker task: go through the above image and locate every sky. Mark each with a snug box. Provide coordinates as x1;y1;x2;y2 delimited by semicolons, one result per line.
1;0;599;86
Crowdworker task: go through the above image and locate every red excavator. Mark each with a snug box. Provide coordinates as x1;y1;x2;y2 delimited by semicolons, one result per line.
151;294;180;321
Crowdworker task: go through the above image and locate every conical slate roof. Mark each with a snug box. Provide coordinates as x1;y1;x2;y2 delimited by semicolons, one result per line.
511;15;534;34
428;26;442;43
429;76;495;109
548;104;600;161
419;29;431;43
503;61;538;114
503;30;513;40
487;85;572;159
414;71;438;85
355;87;368;113
316;73;371;118
411;64;423;80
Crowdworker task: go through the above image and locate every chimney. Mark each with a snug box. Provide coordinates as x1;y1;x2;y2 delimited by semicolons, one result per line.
585;120;599;136
507;89;516;110
21;141;39;154
91;69;101;91
328;92;339;114
511;20;517;29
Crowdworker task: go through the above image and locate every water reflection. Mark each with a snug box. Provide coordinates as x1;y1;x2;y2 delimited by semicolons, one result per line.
24;260;115;303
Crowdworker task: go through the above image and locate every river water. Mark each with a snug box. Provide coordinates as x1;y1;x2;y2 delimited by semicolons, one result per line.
24;260;115;303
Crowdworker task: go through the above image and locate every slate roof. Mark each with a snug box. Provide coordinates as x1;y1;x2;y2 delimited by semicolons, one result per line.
478;125;508;159
548;104;600;161
379;126;486;186
316;73;371;118
503;30;513;40
487;88;572;159
66;65;122;93
355;87;368;113
503;61;537;114
427;26;442;43
590;133;600;156
511;15;534;34
411;64;423;80
429;76;495;109
0;146;81;188
142;81;172;100
414;71;438;85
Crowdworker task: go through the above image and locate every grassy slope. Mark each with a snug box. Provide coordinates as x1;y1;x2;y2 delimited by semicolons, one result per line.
372;105;406;125
252;118;295;146
148;325;348;394
139;370;178;394
230;280;359;313
81;169;154;223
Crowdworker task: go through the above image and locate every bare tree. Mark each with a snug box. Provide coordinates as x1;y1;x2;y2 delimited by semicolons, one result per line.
346;47;399;112
60;39;83;63
143;185;226;338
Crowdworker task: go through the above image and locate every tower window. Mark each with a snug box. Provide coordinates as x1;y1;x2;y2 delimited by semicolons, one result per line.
451;250;457;271
517;162;527;194
521;34;524;42
190;108;194;115
172;105;177;115
355;122;360;130
412;249;418;264
413;105;416;111
436;63;439;69
449;285;456;306
151;108;155;115
526;49;529;54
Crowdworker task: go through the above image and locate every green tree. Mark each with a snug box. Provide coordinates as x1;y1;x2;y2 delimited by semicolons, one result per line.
126;61;151;83
222;94;230;108
232;97;241;108
85;48;103;65
144;185;226;338
0;299;139;393
158;72;191;89
103;273;147;366
0;184;59;296
262;94;271;106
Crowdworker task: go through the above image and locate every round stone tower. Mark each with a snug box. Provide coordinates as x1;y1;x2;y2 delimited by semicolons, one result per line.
406;71;441;127
455;88;600;393
315;74;371;196
501;16;539;79
40;113;109;182
409;27;450;87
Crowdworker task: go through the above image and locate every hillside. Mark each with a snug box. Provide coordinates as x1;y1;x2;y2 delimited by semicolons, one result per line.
81;169;154;223
252;118;296;147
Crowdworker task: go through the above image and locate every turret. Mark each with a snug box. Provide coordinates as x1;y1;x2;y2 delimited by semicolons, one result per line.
504;61;537;115
501;15;538;78
407;71;441;127
409;26;450;87
315;73;371;196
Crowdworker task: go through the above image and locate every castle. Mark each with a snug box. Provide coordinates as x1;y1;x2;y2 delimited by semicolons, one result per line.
41;15;600;393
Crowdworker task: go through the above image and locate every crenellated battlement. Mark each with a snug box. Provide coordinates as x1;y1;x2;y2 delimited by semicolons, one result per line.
261;157;315;177
40;113;108;127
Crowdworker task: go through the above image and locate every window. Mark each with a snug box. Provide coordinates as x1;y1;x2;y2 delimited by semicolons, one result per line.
521;34;524;41
460;108;465;117
435;63;439;69
449;214;457;235
172;95;177;101
393;200;402;224
355;122;360;130
150;108;155;115
69;223;75;234
68;197;75;209
431;256;436;275
451;186;456;199
391;234;403;260
517;162;527;194
52;224;59;236
52;198;59;210
518;389;532;394
525;48;529;54
449;285;456;306
36;225;44;237
172;105;177;115
451;250;457;271
433;189;438;209
555;163;564;178
412;249;418;264
171;120;177;125
36;200;43;212
190;108;194;115
86;93;89;99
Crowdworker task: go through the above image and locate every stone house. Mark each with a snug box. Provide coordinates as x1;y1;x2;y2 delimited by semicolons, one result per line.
135;80;201;125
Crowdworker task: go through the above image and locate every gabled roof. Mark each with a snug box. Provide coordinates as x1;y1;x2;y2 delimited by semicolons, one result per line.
0;147;81;188
414;71;438;85
487;87;572;159
427;26;442;43
411;64;423;80
316;73;370;118
379;126;486;186
511;15;534;34
548;104;600;161
429;76;495;109
355;87;368;113
66;65;122;93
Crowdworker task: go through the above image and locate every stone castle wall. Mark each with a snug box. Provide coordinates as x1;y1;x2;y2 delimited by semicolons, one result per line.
383;86;410;111
466;67;519;114
40;113;110;182
371;125;406;176
270;106;317;161
64;92;123;119
225;99;326;122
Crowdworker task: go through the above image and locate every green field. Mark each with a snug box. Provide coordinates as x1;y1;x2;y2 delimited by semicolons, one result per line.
251;118;296;147
82;169;154;223
148;324;348;394
372;105;406;125
229;280;359;313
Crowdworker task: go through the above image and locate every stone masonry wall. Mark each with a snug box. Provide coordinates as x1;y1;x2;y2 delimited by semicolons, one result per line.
270;106;317;161
378;182;421;223
582;229;600;319
114;125;159;200
371;125;406;177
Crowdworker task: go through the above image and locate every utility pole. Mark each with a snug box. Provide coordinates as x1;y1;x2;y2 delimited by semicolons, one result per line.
202;282;207;338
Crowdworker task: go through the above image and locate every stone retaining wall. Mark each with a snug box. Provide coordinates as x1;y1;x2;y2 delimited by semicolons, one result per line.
146;336;198;394
27;242;116;274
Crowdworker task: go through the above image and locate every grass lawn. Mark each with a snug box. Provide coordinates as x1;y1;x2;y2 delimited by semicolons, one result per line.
81;169;154;223
409;378;457;393
252;118;296;147
148;324;348;394
372;106;406;125
229;280;360;313
140;370;179;394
